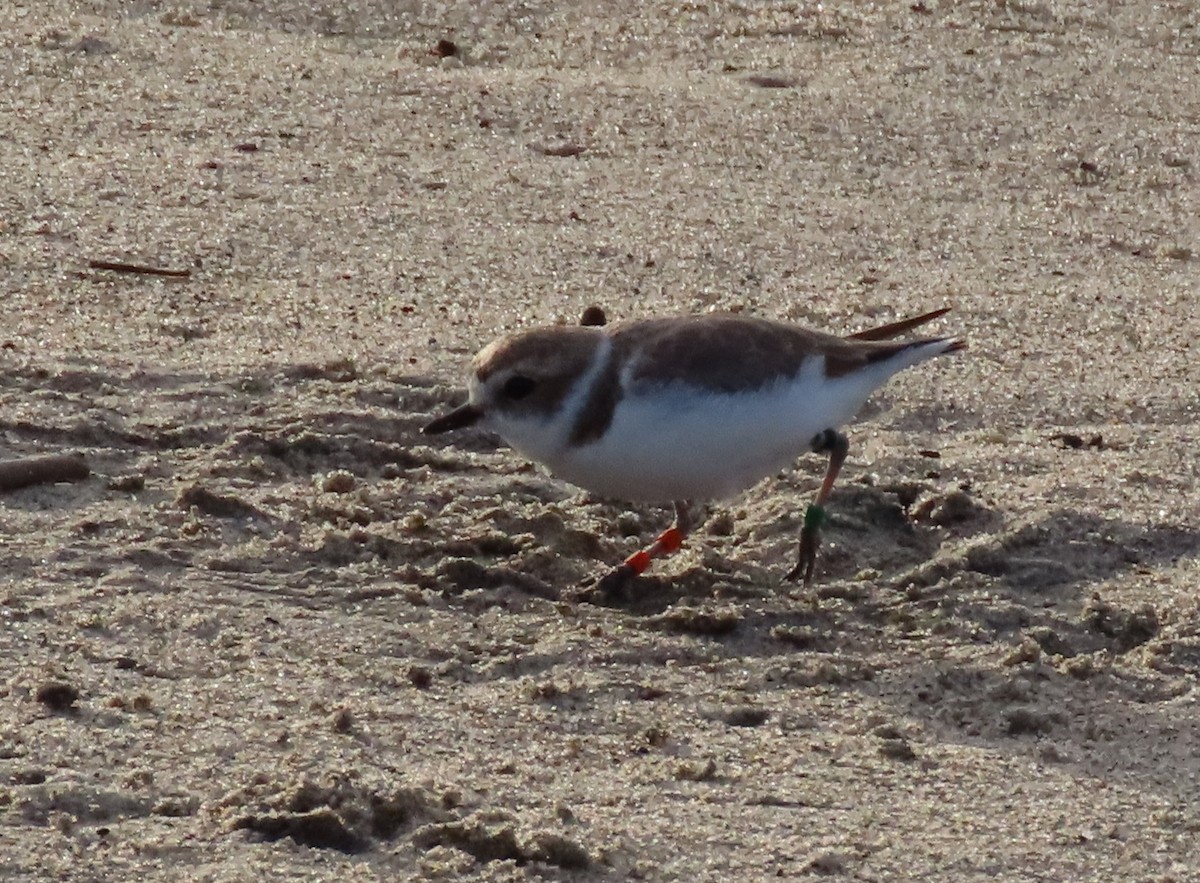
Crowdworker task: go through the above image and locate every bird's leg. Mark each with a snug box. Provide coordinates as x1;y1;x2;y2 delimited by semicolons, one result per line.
785;429;849;583
597;500;692;597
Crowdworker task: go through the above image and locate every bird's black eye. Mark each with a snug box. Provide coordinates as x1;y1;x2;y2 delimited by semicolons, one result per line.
501;375;537;400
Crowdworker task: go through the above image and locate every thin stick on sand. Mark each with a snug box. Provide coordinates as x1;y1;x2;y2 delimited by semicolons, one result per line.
0;454;90;492
87;259;191;278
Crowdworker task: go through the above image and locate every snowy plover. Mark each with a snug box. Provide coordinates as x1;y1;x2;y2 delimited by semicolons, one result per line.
424;307;964;592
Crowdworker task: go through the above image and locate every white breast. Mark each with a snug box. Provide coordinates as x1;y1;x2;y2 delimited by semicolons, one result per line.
544;357;887;502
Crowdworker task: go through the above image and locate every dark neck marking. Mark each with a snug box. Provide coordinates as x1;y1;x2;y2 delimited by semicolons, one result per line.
568;346;622;446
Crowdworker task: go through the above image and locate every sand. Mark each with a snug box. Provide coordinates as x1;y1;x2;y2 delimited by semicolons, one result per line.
2;1;1200;880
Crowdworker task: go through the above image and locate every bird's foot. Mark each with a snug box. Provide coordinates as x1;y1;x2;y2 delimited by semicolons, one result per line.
595;563;638;599
569;563;639;606
783;504;827;583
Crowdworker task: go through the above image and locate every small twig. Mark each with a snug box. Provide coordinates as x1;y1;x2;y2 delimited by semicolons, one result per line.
528;142;587;157
0;454;90;492
87;259;191;278
745;74;799;89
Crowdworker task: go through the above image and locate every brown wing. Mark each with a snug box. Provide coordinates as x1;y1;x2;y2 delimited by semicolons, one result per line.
613;313;958;392
614;315;847;393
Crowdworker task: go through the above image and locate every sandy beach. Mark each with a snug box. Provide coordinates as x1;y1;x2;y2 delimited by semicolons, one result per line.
2;1;1199;879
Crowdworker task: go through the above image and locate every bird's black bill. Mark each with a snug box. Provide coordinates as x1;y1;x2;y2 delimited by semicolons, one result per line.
422;403;483;434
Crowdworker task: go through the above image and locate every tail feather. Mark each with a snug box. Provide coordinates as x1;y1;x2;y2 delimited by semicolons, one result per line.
864;336;963;372
826;335;964;379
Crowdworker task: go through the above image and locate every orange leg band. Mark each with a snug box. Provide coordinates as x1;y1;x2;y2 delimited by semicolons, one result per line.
655;526;684;554
624;549;653;575
622;526;686;576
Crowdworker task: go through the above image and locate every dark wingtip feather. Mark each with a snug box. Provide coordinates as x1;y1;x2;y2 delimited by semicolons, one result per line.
847;307;952;341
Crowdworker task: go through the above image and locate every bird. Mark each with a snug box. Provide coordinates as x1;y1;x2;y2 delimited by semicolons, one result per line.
423;306;964;593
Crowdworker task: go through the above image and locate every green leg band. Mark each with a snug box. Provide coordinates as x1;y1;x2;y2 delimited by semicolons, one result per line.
804;504;827;530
